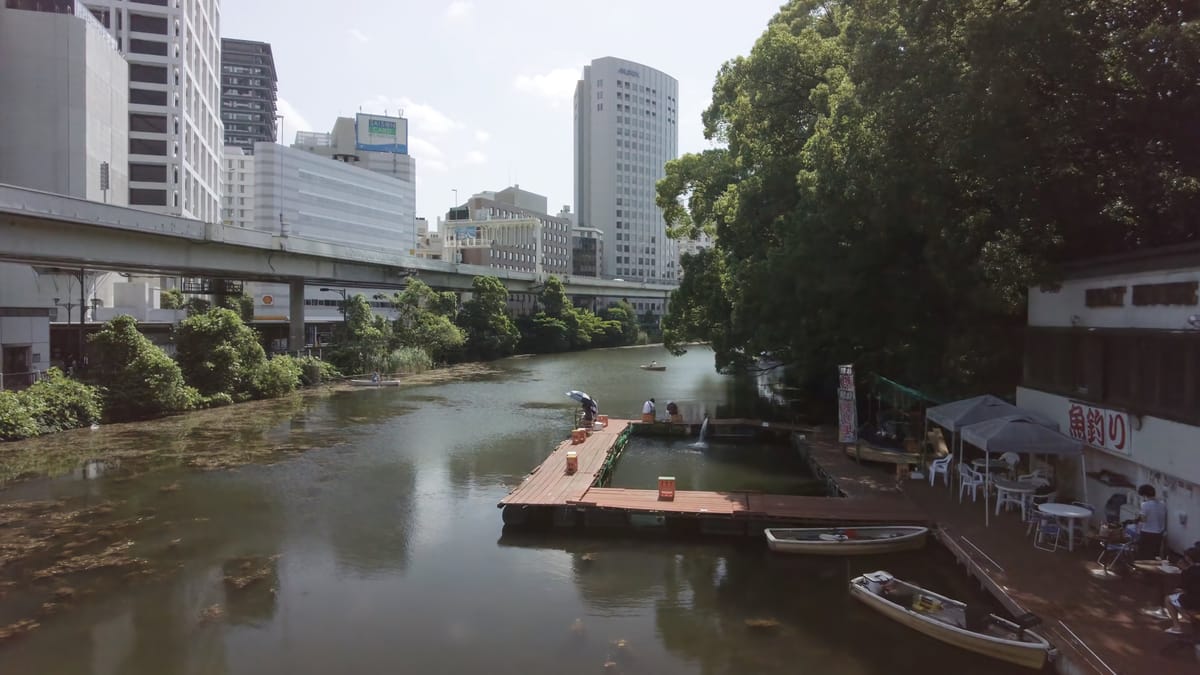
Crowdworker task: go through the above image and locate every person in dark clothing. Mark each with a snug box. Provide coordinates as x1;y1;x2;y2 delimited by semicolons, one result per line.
581;397;598;425
1166;546;1200;634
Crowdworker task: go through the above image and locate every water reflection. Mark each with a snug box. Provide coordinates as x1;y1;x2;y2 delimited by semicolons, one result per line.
0;346;1024;675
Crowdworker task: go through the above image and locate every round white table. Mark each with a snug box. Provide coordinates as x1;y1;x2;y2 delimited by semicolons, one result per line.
993;478;1037;519
1038;502;1092;551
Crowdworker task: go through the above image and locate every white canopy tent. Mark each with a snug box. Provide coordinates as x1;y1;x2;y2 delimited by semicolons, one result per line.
960;415;1086;526
924;395;1058;491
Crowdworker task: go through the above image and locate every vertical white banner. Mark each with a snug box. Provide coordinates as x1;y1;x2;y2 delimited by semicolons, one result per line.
838;364;858;444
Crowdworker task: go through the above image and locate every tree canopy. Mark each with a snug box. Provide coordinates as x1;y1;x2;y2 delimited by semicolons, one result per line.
658;0;1200;396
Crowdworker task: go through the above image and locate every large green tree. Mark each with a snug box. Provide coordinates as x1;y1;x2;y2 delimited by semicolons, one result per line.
174;307;268;399
329;294;394;374
659;0;1200;396
457;276;520;360
388;280;465;363
89;316;197;420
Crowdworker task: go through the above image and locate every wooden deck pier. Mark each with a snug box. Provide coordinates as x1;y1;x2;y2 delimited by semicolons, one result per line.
498;418;926;532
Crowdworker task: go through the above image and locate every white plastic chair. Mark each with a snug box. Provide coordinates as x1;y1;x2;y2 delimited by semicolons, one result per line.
928;455;952;487
1000;451;1020;478
995;485;1027;519
959;465;985;503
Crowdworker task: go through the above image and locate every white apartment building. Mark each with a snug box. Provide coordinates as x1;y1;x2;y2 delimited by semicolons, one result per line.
221;145;253;227
252;142;416;252
1017;244;1200;554
574;57;679;282
84;0;223;222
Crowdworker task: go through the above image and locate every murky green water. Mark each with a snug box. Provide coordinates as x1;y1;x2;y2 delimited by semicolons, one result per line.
0;346;1025;674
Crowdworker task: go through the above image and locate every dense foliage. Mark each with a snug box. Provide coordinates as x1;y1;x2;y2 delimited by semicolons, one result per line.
175;307;269;399
517;277;633;353
389;280;465;363
658;0;1200;397
458;276;522;360
327;294;394;375
89;315;198;421
0;371;96;440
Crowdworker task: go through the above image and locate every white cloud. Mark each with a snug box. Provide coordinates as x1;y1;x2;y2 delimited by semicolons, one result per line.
409;136;448;173
513;68;578;106
346;28;369;43
474;129;491;143
361;95;461;136
408;136;444;159
275;97;313;142
463;150;487;166
445;1;473;20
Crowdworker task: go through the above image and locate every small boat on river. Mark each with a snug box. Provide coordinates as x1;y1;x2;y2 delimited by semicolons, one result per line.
765;526;928;555
849;571;1051;670
639;362;667;371
349;379;401;387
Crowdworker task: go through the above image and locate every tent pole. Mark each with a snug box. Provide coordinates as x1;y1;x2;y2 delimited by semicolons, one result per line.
985;448;991;527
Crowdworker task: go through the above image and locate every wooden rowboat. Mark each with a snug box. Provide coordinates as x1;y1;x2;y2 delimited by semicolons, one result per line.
639;364;667;371
765;526;928;555
349;379;401;387
844;440;922;465
849;571;1051;670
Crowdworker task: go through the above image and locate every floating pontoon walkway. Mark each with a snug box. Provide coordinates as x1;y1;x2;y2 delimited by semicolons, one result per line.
498;418;926;530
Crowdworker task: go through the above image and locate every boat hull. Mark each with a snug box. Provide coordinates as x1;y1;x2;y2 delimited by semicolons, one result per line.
349;379;401;387
849;574;1049;670
765;527;928;555
844;442;921;465
639;365;666;371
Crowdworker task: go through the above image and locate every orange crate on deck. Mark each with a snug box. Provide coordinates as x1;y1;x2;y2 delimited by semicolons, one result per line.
565;451;578;474
597;414;609;427
571;428;587;444
658;476;676;501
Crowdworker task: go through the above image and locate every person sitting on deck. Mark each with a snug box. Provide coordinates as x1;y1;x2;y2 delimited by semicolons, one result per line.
1166;546;1200;634
371;370;380;383
581;397;598;425
666;400;680;421
642;398;656;423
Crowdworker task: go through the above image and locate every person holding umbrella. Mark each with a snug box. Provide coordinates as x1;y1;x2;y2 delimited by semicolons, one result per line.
566;391;598;426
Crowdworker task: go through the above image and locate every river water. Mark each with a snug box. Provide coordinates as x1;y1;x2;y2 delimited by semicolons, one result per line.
0;346;1024;674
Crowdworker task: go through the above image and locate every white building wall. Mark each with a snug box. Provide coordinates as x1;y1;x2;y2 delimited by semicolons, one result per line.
84;0;222;222
253;143;416;252
221;145;254;227
0;4;129;205
574;57;679;282
1029;268;1200;331
1020;264;1200;554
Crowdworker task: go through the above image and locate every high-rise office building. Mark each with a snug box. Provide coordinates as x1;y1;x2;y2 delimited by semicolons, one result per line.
83;0;223;222
574;57;679;282
220;38;276;153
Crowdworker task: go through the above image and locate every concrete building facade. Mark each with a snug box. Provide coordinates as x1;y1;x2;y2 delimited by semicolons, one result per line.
1016;245;1200;554
220;145;253;227
0;1;129;205
252;142;416;253
220;37;276;153
574;57;679;282
83;0;223;222
442;186;572;279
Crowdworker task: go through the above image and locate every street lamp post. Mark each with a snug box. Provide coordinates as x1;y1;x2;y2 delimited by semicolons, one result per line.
320;287;348;325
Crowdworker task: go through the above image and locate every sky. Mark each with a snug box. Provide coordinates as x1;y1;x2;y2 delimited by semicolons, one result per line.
221;0;786;225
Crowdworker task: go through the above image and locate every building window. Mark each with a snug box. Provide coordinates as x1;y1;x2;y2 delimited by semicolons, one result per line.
130;88;168;106
129;163;167;182
130;113;168;133
129;64;169;85
130;138;168;155
130;188;167;206
128;38;169;56
129;13;168;34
